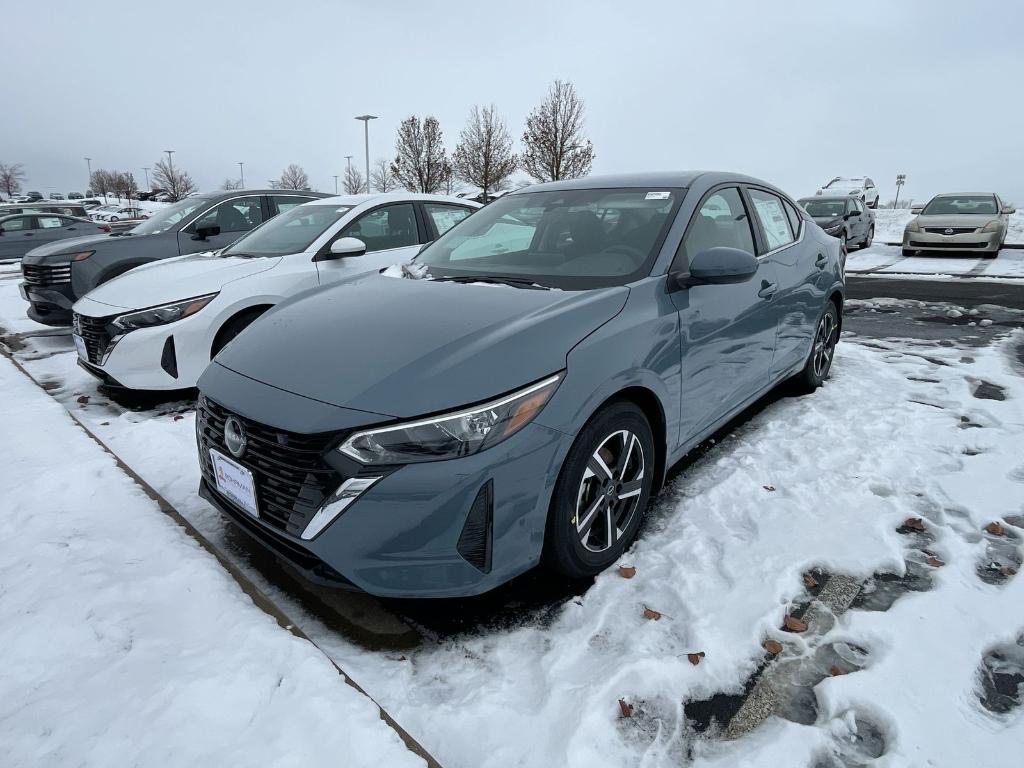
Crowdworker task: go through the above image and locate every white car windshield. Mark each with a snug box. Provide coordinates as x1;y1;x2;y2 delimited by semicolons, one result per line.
130;198;210;235
222;204;354;258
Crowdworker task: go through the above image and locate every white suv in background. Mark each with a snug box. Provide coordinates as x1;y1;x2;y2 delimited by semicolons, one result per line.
70;193;480;391
815;177;880;208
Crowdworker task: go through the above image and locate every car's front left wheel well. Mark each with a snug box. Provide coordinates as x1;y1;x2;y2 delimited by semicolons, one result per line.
591;385;668;494
210;304;274;358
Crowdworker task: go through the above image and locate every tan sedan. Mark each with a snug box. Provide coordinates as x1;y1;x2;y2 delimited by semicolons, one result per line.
903;193;1014;257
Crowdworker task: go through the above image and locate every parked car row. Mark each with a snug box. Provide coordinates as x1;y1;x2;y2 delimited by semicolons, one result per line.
13;172;844;598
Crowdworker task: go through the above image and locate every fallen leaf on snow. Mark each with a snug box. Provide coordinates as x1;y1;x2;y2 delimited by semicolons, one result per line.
783;615;808;633
900;517;925;532
763;485;776;492
984;521;1005;536
76;395;89;404
803;573;819;589
618;698;634;718
687;652;705;666
642;607;662;621
618;565;636;579
829;665;845;676
1000;566;1018;577
173;415;184;421
926;556;945;567
763;639;783;655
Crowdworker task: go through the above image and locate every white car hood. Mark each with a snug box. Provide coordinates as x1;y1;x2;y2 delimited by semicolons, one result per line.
80;251;282;311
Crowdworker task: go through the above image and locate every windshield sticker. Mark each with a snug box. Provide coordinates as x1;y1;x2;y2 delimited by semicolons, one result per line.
645;191;671;200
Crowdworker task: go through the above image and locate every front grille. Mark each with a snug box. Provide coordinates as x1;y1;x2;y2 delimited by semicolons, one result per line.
196;395;341;537
21;263;71;286
73;312;116;365
910;241;987;249
923;227;978;235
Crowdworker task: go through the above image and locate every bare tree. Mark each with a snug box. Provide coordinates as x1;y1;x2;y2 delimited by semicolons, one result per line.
277;163;310;190
521;80;595;182
0;162;26;198
110;171;138;201
90;170;114;202
151;158;197;201
343;165;365;194
391;115;449;193
370;157;397;192
441;159;456;195
221;177;242;190
453;105;518;199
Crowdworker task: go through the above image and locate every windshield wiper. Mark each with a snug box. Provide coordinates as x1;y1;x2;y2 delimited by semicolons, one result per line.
430;274;550;290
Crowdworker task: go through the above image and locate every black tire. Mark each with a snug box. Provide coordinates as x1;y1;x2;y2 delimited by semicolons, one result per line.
793;301;839;393
839;232;848;254
211;307;269;357
902;247;916;257
861;226;874;249
544;401;656;579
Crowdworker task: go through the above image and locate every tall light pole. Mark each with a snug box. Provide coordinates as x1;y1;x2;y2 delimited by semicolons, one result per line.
142;167;150;189
893;173;906;209
84;157;92;190
354;114;378;193
333;175;339;194
238;162;245;188
344;155;353;172
164;150;175;170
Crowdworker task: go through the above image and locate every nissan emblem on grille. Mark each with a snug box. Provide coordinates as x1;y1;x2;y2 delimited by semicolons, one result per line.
224;416;247;458
944;228;954;235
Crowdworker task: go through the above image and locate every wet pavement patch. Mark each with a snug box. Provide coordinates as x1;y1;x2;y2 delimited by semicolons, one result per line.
971;380;1007;401
811;712;888;767
978;636;1024;716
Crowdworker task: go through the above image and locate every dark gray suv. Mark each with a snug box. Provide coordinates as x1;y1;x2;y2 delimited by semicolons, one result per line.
19;190;326;325
195;172;845;598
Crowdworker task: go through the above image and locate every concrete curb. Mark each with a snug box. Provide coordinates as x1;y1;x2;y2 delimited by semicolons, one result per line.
0;344;443;768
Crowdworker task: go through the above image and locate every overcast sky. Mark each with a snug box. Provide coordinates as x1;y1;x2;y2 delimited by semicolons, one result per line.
2;0;1021;204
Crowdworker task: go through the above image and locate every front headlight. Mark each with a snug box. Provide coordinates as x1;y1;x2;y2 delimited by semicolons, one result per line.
905;219;921;233
339;373;563;465
823;223;843;235
981;220;1003;232
70;250;95;262
112;293;218;332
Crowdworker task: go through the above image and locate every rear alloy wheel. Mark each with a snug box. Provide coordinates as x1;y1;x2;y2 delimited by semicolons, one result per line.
862;226;874;248
545;402;655;578
794;302;839;392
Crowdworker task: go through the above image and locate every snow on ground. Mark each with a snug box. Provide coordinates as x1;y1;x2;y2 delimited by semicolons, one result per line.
3;287;1024;766
0;354;425;768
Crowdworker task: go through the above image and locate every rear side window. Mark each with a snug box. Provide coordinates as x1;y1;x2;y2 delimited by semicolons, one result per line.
38;216;64;229
677;187;756;266
192;196;264;233
783;199;802;236
424;203;473;237
748;188;794;251
273;195;315;214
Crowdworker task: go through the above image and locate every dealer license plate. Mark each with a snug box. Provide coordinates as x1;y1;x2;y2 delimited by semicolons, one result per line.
210;448;259;518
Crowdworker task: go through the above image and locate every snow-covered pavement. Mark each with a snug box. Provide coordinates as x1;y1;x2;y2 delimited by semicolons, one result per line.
0;354;426;768
2;258;1024;766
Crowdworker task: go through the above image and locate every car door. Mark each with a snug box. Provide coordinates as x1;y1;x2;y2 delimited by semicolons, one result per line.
178;195;266;254
669;186;779;443
315;202;423;285
746;187;822;380
30;215;77;247
0;215;37;259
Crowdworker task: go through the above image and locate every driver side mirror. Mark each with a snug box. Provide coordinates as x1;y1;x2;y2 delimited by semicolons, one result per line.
846;210;861;218
193;224;221;241
671;247;759;289
1002;205;1016;214
315;236;367;261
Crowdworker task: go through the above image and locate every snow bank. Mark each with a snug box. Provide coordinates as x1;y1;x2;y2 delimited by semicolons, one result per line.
0;355;424;768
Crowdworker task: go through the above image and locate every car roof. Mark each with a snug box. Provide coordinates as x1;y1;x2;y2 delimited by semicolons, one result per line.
799;196;855;203
931;192;996;198
311;192;483;207
508;171;797;197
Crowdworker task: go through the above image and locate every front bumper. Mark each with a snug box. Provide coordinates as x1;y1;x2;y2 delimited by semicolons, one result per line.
20;282;75;326
194;372;572;598
903;229;1001;253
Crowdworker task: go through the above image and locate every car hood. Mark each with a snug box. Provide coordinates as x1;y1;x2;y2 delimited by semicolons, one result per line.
211;272;629;418
21;232;117;263
912;214;996;228
79;251;281;311
811;216;843;228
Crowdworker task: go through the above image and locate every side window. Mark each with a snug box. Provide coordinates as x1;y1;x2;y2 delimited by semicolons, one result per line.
783;199;801;236
1;216;31;231
192;196;264;233
865;178;875;189
678;187;756;266
748;188;795;251
273;195;314;214
340;203;418;253
424;203;473;237
38;216;64;229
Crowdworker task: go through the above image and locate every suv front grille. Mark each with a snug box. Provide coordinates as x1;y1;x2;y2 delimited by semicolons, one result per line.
923;227;977;235
73;312;116;365
196;396;341;537
21;263;71;285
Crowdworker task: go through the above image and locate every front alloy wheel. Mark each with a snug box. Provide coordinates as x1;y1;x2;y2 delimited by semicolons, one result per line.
811;310;838;379
545;401;655;578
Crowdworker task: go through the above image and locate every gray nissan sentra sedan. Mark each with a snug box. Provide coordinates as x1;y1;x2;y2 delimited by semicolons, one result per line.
195;172;845;598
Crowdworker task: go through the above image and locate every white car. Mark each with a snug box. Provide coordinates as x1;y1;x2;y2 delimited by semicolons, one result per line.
815;177;880;208
71;193;481;391
88;204;120;221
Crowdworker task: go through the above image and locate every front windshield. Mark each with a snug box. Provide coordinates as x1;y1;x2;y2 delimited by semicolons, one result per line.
129;197;209;235
416;188;683;289
824;178;862;189
223;203;354;257
802;200;847;218
922;196;997;216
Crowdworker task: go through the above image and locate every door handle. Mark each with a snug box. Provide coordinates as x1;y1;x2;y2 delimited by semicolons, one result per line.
757;281;777;299
815;253;827;268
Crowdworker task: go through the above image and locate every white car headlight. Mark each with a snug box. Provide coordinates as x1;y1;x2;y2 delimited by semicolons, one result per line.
112;293;218;332
339;374;562;465
905;219;921;233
